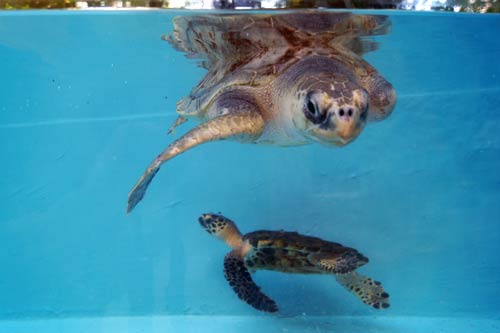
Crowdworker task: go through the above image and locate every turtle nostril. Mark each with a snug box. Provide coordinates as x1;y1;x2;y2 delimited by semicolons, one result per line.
348;109;353;117
339;109;345;116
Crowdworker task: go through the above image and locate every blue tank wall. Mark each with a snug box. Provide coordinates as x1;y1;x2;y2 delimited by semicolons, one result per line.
0;11;499;320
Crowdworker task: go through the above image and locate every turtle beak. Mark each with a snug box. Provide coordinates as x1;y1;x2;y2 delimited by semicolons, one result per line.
331;106;365;144
336;118;357;141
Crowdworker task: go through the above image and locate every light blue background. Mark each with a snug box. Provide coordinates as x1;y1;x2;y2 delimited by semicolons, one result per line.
0;10;499;322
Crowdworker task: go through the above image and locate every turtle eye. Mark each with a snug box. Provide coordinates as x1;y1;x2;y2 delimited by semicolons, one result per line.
307;99;317;117
304;92;326;124
304;93;319;122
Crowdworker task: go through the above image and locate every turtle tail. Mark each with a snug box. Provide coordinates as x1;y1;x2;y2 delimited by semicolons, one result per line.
335;271;390;310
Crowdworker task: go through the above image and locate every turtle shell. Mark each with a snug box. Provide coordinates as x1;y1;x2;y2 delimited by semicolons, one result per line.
165;11;391;116
242;230;367;273
244;230;345;252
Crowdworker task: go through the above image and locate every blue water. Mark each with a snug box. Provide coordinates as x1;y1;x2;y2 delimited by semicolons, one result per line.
0;9;499;333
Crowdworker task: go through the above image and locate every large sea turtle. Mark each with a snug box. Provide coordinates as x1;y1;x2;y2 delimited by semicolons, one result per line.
127;12;396;213
199;213;390;312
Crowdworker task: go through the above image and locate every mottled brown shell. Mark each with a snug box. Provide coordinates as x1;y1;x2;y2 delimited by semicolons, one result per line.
242;230;367;274
165;11;391;116
244;230;346;253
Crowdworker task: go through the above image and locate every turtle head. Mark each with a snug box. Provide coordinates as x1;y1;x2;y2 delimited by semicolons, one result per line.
199;213;243;249
291;75;369;146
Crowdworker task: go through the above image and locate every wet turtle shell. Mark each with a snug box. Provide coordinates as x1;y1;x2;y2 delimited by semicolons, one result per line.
242;230;370;274
165;11;391;116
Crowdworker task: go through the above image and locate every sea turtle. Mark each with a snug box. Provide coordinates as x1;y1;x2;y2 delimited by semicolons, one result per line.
199;213;390;312
127;12;396;213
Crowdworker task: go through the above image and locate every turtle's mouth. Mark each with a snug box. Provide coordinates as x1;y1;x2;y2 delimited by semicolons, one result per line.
304;110;363;146
318;131;354;146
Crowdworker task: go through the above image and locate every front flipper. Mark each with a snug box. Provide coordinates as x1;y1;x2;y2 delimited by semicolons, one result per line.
224;251;278;313
359;70;397;122
335;271;390;309
127;110;264;213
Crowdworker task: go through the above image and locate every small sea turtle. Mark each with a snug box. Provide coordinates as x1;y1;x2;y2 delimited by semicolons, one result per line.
127;12;396;213
199;213;390;312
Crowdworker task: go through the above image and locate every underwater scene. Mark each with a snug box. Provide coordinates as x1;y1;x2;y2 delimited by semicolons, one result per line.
0;9;499;333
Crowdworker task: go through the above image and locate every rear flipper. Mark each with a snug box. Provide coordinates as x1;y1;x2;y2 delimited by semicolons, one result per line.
335;271;390;309
224;251;278;313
